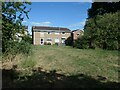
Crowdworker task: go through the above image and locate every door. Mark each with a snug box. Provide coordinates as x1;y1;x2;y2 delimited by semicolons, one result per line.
40;38;44;45
61;38;66;44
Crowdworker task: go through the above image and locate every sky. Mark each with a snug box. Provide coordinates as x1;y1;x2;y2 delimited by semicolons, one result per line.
22;2;92;35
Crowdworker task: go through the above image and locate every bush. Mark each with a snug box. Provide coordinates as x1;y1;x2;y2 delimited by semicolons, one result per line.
47;42;51;45
5;40;31;55
22;35;32;44
84;11;119;50
17;40;32;55
65;36;73;46
106;40;118;50
54;43;58;46
73;36;89;49
44;42;47;45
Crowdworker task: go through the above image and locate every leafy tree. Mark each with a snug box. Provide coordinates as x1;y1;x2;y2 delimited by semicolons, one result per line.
2;2;31;52
88;2;120;18
83;2;119;50
94;12;119;50
84;18;97;48
22;35;32;44
65;36;73;46
74;36;89;49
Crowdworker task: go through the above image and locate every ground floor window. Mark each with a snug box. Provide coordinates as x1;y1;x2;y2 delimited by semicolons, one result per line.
55;38;59;43
61;38;66;44
47;38;52;41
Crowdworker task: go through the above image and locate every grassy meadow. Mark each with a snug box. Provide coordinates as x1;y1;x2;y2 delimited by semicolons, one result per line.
2;45;119;88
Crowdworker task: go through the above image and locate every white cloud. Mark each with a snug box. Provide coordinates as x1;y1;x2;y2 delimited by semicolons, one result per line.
31;21;51;26
22;20;27;23
69;19;86;27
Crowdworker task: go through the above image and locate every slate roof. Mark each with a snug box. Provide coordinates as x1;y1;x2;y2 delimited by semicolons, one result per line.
32;26;71;32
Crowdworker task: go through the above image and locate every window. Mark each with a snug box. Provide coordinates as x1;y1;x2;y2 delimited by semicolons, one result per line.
61;37;66;44
40;38;44;45
47;38;52;41
55;38;59;43
48;32;51;34
77;34;79;36
40;32;44;37
55;32;59;34
62;32;65;34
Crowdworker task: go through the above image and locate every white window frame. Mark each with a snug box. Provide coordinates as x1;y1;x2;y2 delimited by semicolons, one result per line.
61;37;66;44
40;38;44;45
55;38;59;43
55;32;59;35
62;32;65;35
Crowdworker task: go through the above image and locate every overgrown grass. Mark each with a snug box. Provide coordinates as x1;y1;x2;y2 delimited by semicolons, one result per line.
31;45;119;82
20;56;36;69
2;45;119;86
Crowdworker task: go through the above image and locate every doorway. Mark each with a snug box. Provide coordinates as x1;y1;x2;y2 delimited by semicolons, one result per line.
40;38;44;45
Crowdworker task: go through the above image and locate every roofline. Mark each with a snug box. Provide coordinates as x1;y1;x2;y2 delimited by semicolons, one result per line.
32;26;70;30
72;29;83;32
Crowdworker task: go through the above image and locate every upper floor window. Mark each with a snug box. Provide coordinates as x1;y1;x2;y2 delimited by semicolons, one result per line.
62;32;65;35
47;38;52;41
40;32;44;37
77;34;80;36
48;32;51;34
55;32;59;34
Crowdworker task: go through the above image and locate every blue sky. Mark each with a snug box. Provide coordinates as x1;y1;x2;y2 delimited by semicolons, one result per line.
22;2;91;34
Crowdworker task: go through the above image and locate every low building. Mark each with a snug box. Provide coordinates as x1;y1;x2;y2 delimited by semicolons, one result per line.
32;26;71;45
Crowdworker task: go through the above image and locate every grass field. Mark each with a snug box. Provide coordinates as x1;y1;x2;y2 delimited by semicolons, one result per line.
2;45;119;88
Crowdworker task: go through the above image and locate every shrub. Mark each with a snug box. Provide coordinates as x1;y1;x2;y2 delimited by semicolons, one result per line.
4;40;31;56
17;40;32;55
84;11;119;50
44;42;47;45
65;36;73;46
54;43;58;46
106;40;118;50
22;35;32;44
73;36;89;49
47;42;51;45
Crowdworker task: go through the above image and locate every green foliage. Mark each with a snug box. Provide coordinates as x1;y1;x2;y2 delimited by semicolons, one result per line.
2;2;31;53
44;42;51;45
5;40;31;55
47;42;51;45
22;35;32;44
54;43;58;46
97;12;118;50
83;2;119;50
73;36;89;49
88;2;120;18
65;36;73;46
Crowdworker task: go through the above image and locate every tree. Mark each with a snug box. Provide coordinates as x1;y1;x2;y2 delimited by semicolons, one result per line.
2;2;31;52
88;2;120;18
83;2;120;50
22;35;32;44
65;36;73;46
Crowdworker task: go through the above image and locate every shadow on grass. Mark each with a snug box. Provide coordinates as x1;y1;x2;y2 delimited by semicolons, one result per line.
2;67;120;89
